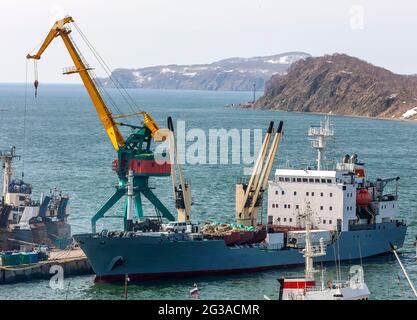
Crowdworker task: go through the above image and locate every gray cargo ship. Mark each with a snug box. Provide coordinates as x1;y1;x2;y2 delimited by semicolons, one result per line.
74;118;407;282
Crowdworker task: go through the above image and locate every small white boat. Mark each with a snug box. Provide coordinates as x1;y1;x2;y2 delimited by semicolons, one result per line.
274;203;370;300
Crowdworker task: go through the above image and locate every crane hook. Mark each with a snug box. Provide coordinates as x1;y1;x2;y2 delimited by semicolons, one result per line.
34;60;39;98
34;80;39;98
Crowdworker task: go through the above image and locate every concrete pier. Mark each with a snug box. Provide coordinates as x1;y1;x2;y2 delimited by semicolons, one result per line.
0;248;93;284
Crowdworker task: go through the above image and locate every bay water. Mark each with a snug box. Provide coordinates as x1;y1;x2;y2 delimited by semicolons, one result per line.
0;84;416;300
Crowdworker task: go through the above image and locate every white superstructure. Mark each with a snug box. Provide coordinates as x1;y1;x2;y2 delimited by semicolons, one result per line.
267;117;400;233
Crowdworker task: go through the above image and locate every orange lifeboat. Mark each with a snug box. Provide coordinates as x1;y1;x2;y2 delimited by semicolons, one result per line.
356;189;372;206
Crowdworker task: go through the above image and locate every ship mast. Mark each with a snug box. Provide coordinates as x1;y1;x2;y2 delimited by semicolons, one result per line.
0;146;20;202
308;117;334;171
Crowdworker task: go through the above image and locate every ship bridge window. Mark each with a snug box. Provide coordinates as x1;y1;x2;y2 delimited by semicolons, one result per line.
285;177;290;182
279;177;284;182
291;178;296;182
315;179;320;183
327;179;332;183
321;179;326;183
309;178;314;183
303;178;308;182
297;178;301;182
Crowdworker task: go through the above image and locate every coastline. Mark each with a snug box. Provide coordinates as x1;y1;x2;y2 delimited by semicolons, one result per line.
226;104;417;123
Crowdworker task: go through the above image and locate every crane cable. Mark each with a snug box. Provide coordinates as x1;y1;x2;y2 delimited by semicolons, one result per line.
34;60;39;98
66;31;123;117
22;59;29;180
72;22;143;117
72;21;139;111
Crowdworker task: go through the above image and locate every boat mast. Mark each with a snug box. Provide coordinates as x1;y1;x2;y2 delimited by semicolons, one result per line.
302;203;326;281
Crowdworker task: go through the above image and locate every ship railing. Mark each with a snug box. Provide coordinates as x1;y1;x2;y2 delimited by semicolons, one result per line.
305;281;350;292
348;224;376;231
275;161;336;172
279;280;350;292
265;243;283;251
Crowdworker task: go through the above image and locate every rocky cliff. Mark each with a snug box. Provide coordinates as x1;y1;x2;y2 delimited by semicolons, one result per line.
255;53;417;120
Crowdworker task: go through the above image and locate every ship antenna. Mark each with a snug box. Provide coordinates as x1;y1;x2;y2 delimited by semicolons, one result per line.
308;116;334;171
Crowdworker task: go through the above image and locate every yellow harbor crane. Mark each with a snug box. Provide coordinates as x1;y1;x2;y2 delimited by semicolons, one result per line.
26;15;187;232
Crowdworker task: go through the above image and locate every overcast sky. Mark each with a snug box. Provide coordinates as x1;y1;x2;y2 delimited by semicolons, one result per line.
0;0;416;83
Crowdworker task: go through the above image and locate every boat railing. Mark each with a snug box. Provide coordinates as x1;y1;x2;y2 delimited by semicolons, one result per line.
306;281;350;292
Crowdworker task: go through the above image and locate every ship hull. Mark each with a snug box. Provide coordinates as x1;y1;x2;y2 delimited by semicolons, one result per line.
73;221;406;283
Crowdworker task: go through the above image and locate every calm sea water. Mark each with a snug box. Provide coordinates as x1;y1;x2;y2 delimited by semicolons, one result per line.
0;83;416;300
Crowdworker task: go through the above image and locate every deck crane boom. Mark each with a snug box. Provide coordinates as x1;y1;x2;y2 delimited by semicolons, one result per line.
167;117;192;222
235;121;284;226
27;16;175;232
